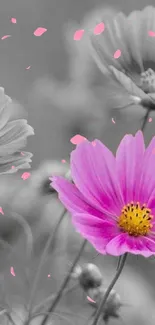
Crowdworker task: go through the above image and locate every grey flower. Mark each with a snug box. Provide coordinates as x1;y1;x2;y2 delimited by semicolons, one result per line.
89;6;155;126
0;87;34;174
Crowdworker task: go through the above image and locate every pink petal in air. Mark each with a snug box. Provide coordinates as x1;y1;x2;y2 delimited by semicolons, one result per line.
1;35;11;40
87;296;96;303
93;22;105;35
26;66;31;70
34;27;47;36
73;29;84;41
21;172;31;180
11;18;17;24
0;207;4;215
148;30;155;37
114;49;121;59
10;267;16;276
70;134;87;145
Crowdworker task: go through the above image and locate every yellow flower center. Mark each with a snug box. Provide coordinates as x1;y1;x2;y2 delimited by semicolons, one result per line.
118;202;153;236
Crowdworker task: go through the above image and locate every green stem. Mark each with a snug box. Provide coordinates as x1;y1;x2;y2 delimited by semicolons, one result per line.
90;253;128;325
40;239;87;325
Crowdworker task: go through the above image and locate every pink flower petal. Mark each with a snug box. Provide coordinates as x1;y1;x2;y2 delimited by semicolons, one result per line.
116;131;145;204
148;30;155;37
61;159;66;163
113;49;121;59
26;66;31;70
87;296;96;303
51;176;103;217
71;140;123;217
149;117;152;122
70;134;87;145
139;136;155;205
93;22;105;35
1;35;11;40
0;207;4;215
34;27;47;37
106;233;155;257
72;214;119;253
112;117;116;124
21;172;31;180
10;267;16;276
73;29;84;41
11;18;17;24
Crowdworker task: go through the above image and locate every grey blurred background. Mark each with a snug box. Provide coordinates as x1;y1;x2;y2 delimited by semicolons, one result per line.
0;0;155;324
0;0;155;167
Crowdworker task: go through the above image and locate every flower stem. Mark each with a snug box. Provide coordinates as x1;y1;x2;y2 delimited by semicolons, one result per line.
40;239;87;325
90;253;128;325
25;207;67;324
141;108;150;132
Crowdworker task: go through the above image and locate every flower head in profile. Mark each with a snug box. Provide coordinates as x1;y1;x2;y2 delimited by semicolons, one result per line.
89;6;155;124
0;87;34;174
51;131;155;257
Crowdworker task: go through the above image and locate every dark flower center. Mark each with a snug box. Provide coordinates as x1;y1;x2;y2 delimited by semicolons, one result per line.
118;202;153;236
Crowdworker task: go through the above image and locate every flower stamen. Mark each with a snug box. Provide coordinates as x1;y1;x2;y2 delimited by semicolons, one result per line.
140;68;155;93
118;202;153;236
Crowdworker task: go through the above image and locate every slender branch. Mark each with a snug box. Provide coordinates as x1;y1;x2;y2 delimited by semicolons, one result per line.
40;239;87;325
141;108;150;132
32;283;78;315
25;207;67;324
89;253;128;325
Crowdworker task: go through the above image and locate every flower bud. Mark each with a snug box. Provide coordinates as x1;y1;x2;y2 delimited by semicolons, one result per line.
70;265;82;279
78;263;103;291
87;286;122;323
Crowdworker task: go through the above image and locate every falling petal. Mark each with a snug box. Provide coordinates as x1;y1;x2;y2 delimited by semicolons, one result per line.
148;30;155;37
11;18;17;24
0;207;4;215
70;134;87;145
149;117;152;122
112;117;116;124
34;27;47;36
21;172;31;180
73;29;84;41
26;66;31;70
114;49;121;59
61;159;66;163
1;35;11;40
94;22;105;35
10;267;16;277
87;296;96;303
48;274;51;278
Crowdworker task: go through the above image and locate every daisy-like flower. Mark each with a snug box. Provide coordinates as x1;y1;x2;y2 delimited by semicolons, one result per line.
89;6;155;125
51;131;155;257
0;87;34;174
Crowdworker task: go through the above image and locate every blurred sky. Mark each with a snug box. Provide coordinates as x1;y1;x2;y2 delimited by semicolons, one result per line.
0;0;155;168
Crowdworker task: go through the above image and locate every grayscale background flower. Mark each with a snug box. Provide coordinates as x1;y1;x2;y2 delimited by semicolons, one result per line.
0;87;34;174
89;6;155;127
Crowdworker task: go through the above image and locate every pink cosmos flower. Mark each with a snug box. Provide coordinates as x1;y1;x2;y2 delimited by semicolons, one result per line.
51;131;155;257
